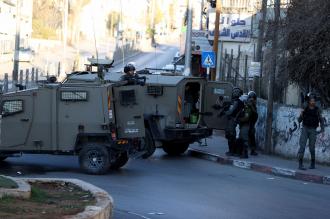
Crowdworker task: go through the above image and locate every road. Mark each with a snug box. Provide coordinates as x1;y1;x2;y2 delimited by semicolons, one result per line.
1;149;330;219
110;44;179;73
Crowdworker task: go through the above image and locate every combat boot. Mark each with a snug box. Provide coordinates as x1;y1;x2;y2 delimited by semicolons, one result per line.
251;150;258;156
309;159;315;169
298;158;306;170
240;149;249;159
225;141;235;156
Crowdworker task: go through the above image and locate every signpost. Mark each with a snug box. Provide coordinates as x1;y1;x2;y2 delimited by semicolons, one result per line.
202;51;216;77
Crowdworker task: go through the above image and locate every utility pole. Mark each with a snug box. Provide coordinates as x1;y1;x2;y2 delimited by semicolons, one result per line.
183;0;193;76
234;45;241;86
61;0;68;78
265;0;280;154
200;0;204;30
211;0;221;81
13;0;21;84
256;0;267;62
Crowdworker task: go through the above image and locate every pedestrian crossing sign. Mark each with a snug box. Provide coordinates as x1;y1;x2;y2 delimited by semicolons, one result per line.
202;51;216;68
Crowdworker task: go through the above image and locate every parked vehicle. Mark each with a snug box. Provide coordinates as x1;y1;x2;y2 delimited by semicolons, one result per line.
0;71;147;174
67;65;233;156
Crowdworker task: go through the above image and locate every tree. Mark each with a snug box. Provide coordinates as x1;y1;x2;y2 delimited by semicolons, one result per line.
68;0;91;45
32;0;62;39
106;11;120;37
285;0;330;105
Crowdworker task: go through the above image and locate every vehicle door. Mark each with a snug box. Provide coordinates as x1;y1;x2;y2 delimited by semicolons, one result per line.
112;85;145;138
0;94;33;148
201;81;233;130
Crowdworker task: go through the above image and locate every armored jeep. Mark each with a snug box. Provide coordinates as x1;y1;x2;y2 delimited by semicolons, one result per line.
0;78;147;174
67;68;233;156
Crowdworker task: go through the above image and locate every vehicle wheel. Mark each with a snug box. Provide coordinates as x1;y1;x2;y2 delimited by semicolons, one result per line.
110;153;129;170
162;142;189;156
79;144;110;175
142;129;156;159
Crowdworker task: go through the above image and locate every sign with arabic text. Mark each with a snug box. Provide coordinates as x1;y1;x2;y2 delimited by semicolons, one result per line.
208;12;252;42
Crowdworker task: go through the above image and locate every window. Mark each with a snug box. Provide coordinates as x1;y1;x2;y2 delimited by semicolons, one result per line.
2;100;23;116
120;90;136;105
61;91;88;101
147;86;163;96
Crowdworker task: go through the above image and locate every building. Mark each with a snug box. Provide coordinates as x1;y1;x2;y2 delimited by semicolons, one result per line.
0;0;33;62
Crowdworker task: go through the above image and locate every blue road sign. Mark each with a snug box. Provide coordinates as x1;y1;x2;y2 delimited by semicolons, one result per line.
201;51;216;68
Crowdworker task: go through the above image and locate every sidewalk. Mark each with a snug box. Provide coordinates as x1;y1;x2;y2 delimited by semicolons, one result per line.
188;130;330;185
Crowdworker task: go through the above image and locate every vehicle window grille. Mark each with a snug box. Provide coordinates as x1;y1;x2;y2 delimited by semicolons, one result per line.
61;91;88;101
1;100;23;116
147;86;163;96
120;90;136;105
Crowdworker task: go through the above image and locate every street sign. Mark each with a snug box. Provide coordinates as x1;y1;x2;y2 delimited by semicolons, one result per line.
201;51;216;68
248;62;261;77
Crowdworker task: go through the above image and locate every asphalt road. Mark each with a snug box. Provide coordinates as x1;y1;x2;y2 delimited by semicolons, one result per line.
110;43;180;73
1;149;330;219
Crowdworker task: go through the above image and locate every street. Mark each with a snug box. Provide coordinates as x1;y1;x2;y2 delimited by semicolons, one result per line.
110;44;180;73
1;149;330;219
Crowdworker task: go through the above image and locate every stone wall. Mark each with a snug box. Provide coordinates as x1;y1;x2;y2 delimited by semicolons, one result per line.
256;100;330;164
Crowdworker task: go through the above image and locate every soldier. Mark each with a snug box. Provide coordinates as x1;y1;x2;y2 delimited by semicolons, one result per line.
225;87;244;156
297;93;324;170
237;94;253;159
247;91;258;156
120;63;145;85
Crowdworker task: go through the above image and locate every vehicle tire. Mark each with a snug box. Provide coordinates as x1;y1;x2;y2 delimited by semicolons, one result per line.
78;144;110;175
110;153;129;170
162;142;189;156
142;129;156;159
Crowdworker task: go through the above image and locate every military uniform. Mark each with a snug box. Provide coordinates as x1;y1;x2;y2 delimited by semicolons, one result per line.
238;99;255;158
120;73;143;85
248;99;258;155
297;106;324;169
225;98;244;156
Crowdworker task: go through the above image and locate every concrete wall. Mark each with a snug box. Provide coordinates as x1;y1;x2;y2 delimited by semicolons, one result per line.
256;100;330;164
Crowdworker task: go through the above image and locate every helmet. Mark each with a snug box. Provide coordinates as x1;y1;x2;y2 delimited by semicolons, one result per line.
248;91;257;100
307;92;317;101
232;87;243;99
124;63;136;73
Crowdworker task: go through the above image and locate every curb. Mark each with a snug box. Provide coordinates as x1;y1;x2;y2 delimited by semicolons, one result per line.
0;175;31;199
22;178;113;219
188;149;330;186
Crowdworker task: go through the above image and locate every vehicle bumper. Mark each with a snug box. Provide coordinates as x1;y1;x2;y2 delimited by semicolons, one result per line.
164;127;213;144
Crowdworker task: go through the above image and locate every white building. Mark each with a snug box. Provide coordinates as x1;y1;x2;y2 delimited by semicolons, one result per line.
0;0;33;62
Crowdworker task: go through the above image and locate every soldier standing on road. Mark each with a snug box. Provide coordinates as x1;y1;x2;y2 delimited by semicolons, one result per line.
225;87;244;156
297;93;324;170
247;91;258;156
237;94;252;159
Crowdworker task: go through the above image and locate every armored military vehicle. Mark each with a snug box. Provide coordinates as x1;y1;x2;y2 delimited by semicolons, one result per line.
67;67;233;156
0;76;147;175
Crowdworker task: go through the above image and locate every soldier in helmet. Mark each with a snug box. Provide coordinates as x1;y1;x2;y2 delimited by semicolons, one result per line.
237;94;254;159
120;63;145;85
224;87;244;156
297;93;324;170
247;91;258;156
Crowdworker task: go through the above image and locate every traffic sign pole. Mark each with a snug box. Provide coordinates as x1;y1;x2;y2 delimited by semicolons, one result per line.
207;67;210;78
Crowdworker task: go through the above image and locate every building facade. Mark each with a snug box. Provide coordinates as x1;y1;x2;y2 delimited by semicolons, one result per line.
0;0;32;62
